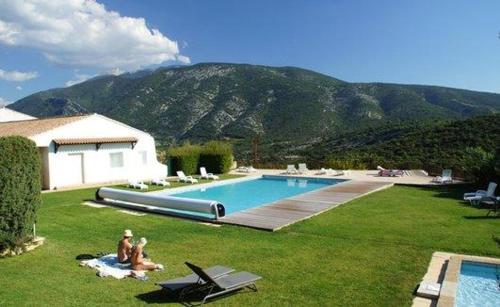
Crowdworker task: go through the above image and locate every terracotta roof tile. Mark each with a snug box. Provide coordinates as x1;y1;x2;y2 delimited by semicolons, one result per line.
53;137;138;145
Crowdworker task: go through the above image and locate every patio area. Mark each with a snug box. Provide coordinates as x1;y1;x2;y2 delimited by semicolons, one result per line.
230;168;462;186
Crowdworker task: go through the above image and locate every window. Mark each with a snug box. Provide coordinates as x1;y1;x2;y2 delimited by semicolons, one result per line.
140;151;147;165
109;152;124;168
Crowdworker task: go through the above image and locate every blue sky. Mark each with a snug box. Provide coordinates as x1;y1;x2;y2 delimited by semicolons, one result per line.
0;0;499;104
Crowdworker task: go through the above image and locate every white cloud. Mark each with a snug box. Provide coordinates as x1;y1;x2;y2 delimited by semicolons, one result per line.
65;73;95;87
0;97;11;105
16;85;22;90
0;68;38;81
0;0;190;71
108;68;124;76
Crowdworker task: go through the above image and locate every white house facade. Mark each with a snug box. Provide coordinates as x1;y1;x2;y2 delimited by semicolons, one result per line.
0;111;167;190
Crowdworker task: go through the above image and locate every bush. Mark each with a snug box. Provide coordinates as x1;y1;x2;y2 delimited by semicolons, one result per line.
167;143;201;175
199;141;233;174
0;136;42;253
167;141;234;175
461;147;499;184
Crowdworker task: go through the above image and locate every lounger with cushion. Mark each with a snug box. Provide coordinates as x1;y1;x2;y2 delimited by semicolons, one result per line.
378;169;403;177
156;265;234;293
178;262;262;305
128;180;148;190
177;171;198;184
200;167;219;180
151;178;171;187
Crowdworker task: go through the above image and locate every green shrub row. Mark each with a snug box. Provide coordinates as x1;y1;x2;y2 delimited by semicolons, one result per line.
167;141;233;175
0;136;42;253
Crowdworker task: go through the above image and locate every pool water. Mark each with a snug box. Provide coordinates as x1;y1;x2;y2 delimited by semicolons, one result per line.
166;176;344;215
456;261;500;307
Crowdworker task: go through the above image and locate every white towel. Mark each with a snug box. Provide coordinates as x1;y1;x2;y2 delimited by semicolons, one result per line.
80;254;144;279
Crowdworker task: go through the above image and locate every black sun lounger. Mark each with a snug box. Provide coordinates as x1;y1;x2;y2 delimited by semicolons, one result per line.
179;262;262;305
156;265;235;292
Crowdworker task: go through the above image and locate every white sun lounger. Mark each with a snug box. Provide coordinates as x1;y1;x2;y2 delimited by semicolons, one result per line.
464;182;497;206
316;168;327;175
200;167;219;180
151;178;171;187
177;171;198;183
286;165;298;174
236;166;257;173
297;163;309;174
432;169;453;183
128;180;148;190
330;169;345;176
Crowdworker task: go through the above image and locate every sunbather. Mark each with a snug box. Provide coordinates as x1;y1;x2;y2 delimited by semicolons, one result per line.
117;229;133;263
131;237;164;271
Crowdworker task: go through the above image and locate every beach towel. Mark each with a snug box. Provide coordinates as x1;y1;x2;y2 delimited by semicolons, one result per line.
80;254;147;280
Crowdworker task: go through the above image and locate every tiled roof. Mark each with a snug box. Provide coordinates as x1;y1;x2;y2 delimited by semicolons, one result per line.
53;137;138;145
0;115;90;138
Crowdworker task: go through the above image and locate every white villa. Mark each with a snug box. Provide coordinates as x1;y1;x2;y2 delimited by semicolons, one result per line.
0;106;167;190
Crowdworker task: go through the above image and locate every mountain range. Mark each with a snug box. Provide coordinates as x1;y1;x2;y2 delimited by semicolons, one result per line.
9;63;500;160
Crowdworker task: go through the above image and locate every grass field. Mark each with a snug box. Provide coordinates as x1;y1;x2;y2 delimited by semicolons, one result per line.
0;184;498;306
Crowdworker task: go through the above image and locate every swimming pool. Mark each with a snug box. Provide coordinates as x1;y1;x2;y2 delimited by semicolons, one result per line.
456;261;500;307
163;176;345;215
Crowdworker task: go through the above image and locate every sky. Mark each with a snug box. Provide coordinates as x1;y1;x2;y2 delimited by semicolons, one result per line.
0;0;499;105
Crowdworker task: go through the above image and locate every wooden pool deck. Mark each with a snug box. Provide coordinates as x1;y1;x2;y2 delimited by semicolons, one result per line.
218;180;393;231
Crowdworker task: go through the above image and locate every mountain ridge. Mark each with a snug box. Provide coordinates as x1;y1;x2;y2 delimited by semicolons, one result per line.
9;63;500;147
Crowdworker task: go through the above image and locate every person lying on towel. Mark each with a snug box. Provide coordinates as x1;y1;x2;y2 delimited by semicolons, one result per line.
117;229;134;263
131;237;164;271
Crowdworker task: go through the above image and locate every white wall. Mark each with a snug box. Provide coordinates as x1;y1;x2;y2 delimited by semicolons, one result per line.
0;107;36;122
32;114;166;189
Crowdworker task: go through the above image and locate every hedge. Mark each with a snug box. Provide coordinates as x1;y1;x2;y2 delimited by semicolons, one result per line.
168;143;201;175
199;141;233;174
0;136;42;252
168;141;234;175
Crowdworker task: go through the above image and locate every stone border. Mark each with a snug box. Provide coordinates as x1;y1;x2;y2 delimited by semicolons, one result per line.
437;254;500;307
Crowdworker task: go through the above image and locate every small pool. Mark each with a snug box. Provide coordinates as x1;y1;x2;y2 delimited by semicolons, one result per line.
456;261;500;307
163;176;345;215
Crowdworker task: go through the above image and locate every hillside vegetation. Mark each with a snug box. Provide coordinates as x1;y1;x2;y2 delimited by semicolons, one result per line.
10;63;500;147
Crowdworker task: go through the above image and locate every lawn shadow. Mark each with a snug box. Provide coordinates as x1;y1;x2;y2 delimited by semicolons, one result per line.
412;184;472;201
463;216;499;220
136;288;248;306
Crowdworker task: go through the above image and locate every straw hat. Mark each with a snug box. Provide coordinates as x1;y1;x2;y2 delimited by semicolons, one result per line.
123;229;133;237
139;237;147;246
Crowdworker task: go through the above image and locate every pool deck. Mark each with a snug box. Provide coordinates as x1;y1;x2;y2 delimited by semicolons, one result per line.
230;168;464;186
218;179;393;231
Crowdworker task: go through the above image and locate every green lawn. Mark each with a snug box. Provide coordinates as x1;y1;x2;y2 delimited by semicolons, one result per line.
0;185;498;306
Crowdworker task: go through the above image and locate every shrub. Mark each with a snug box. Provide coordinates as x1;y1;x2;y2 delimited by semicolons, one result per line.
167;141;234;175
167;143;201;175
199;141;234;174
461;147;498;184
0;136;42;253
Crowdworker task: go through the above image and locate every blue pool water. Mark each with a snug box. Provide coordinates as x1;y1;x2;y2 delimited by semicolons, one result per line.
166;176;344;215
456;261;500;307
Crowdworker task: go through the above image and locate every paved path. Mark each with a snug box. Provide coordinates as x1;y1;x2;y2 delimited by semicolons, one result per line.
219;180;393;231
